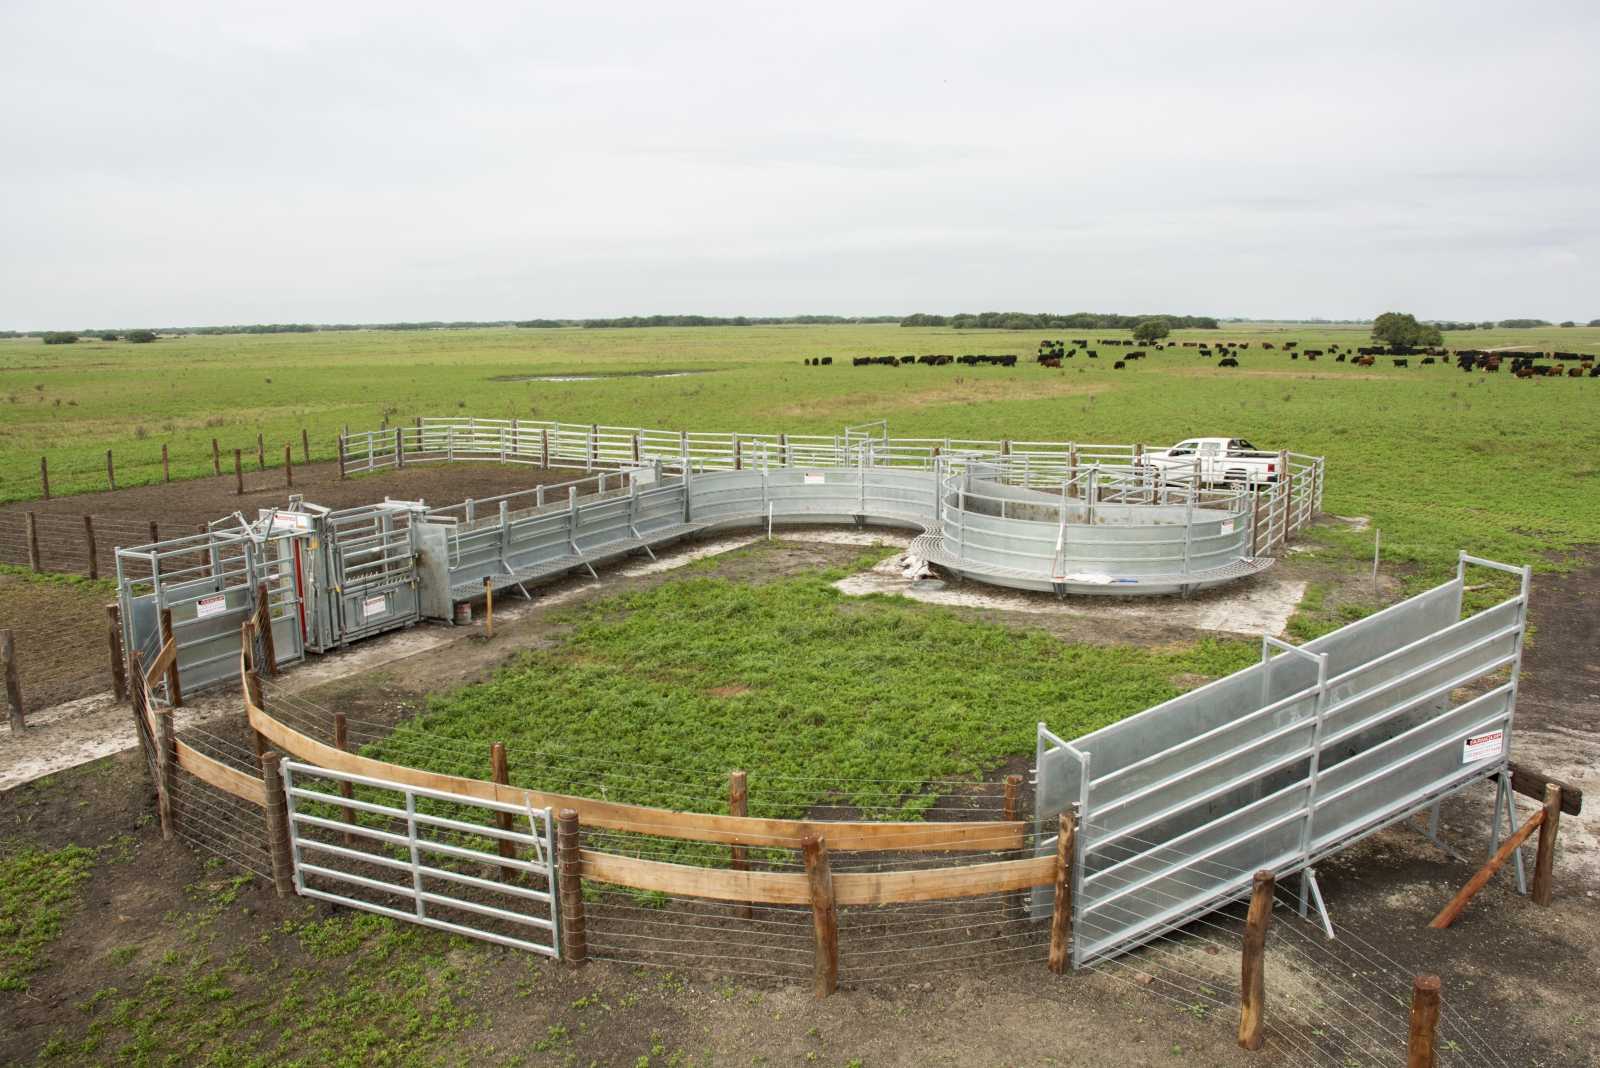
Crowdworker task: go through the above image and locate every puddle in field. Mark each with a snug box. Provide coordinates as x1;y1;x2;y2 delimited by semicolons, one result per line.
491;370;711;383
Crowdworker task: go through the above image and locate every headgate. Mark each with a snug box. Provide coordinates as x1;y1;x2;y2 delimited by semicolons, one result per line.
1034;553;1530;966
298;501;424;651
280;759;561;956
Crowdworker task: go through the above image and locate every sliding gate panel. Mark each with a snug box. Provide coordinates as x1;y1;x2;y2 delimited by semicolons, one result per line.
317;505;422;648
281;760;560;957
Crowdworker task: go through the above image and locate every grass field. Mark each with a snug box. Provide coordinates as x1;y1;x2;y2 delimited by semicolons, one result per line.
4;322;1597;586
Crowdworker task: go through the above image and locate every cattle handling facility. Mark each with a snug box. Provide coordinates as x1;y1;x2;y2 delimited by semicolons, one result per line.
112;417;1325;691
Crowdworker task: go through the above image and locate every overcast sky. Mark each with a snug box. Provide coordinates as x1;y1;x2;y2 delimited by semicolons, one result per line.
2;1;1597;329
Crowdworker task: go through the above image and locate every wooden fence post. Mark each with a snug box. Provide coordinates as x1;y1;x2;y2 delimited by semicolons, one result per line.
541;427;549;468
261;751;296;897
729;770;751;920
2;630;23;732
1003;774;1022;823
1048;809;1076;974
333;712;354;841
1407;975;1441;1068
396;426;405;469
106;448;115;490
155;706;176;840
106;604;127;702
301;427;311;464
240;661;268;764
338;435;347;480
1532;783;1563;906
159;607;184;707
491;742;516;866
128;651;151;764
557;808;588;965
284;444;293;488
801;835;839;998
148;520;158;545
84;515;98;579
235;448;244;495
24;512;39;571
257;433;265;470
212;438;221;476
254;582;278;674
161;443;170;483
483;577;494;638
39;456;49;499
1237;870;1275;1051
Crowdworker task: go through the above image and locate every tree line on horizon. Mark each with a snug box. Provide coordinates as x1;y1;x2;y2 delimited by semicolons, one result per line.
3;314;1594;342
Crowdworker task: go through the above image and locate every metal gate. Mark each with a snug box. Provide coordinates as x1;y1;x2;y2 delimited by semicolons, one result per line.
280;760;560;956
1034;552;1530;966
116;519;306;693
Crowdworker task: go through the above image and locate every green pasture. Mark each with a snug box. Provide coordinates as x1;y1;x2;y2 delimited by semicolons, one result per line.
3;323;1598;585
367;548;1257;859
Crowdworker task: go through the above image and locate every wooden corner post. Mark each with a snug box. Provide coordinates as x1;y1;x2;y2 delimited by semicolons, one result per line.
1407;974;1441;1068
261;750;296;897
1048;808;1076;974
158;607;184;707
154;706;177;840
557;808;588;965
801;834;838;998
1238;869;1275;1051
728;770;751;919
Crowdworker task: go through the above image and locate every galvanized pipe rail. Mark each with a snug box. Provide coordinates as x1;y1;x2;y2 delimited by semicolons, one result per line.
1034;552;1532;968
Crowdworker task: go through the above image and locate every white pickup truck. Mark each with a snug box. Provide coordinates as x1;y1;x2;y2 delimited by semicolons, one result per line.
1143;437;1282;487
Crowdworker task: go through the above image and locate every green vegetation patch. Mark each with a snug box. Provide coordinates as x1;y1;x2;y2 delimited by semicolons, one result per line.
369;556;1255;835
41;905;492;1067
0;843;95;990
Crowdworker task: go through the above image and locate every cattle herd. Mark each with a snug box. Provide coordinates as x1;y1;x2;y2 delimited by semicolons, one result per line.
807;338;1597;379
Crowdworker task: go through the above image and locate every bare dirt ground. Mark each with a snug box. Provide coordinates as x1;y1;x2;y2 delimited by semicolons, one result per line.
1;525;1596;1064
0;458;585;532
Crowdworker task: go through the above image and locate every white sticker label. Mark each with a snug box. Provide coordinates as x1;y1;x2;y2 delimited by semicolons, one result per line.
1220;520;1235;535
195;593;227;619
804;472;825;485
1462;729;1504;763
362;594;388;619
629;466;657;486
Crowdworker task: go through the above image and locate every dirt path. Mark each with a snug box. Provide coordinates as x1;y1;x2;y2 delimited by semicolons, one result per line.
0;527;1313;791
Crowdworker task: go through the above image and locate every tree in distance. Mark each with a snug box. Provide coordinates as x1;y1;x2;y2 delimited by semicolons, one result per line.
1371;312;1442;348
42;332;79;345
1559;320;1576;327
125;329;157;343
1132;317;1171;342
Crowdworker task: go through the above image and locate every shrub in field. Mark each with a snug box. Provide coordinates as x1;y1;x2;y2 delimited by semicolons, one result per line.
1133;317;1171;342
1370;312;1441;348
41;332;78;345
